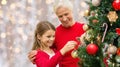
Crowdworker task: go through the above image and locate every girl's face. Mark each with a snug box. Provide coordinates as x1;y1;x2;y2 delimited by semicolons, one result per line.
38;29;55;48
56;6;74;28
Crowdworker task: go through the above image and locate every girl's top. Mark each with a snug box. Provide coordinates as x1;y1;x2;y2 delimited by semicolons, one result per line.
35;49;63;67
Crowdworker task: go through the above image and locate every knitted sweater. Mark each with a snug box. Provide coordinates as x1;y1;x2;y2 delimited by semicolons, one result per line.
35;49;63;67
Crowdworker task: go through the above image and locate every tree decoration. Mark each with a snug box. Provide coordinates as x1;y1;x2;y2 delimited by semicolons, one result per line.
92;19;99;24
107;11;118;23
92;0;101;6
79;33;86;45
96;34;101;45
71;50;78;58
84;9;90;17
85;29;94;41
90;11;96;16
117;48;120;56
90;10;98;17
83;24;89;31
115;55;120;63
101;23;108;42
86;43;99;55
103;43;109;54
112;0;120;11
107;44;117;54
116;28;120;35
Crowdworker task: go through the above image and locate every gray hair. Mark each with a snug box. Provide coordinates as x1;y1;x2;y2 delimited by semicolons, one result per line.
53;0;73;13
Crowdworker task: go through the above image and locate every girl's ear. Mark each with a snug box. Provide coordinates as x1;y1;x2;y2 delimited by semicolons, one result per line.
37;34;41;40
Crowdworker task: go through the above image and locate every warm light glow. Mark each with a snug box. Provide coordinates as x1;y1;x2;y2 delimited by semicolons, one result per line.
28;0;32;3
1;0;7;5
79;11;84;17
9;46;13;50
14;47;21;53
80;1;87;8
46;0;54;4
10;3;16;9
0;32;6;38
22;35;28;40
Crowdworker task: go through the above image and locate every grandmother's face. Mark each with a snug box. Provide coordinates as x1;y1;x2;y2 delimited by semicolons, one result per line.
56;6;74;28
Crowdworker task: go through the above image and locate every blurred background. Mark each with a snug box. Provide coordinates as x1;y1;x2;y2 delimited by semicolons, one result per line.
0;0;89;67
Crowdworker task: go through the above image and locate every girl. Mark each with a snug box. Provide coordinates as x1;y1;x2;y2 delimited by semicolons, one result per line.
32;21;77;67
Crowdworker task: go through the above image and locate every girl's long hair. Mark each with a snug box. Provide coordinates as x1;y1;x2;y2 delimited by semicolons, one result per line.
32;21;55;50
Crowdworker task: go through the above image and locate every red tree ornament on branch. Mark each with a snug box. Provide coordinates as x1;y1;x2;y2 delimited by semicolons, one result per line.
112;0;120;11
86;43;98;55
116;28;120;35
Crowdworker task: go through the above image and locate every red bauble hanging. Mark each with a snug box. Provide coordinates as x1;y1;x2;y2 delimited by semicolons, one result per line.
112;0;120;10
86;43;99;55
117;48;120;56
116;28;120;35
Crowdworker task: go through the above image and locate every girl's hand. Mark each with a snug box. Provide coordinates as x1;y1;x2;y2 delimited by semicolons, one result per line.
60;41;77;55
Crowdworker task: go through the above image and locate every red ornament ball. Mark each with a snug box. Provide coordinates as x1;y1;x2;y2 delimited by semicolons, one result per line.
117;48;120;56
86;43;99;55
112;0;120;10
116;28;120;35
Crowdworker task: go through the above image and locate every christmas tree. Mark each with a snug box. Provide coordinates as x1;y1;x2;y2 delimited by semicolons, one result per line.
77;0;120;67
